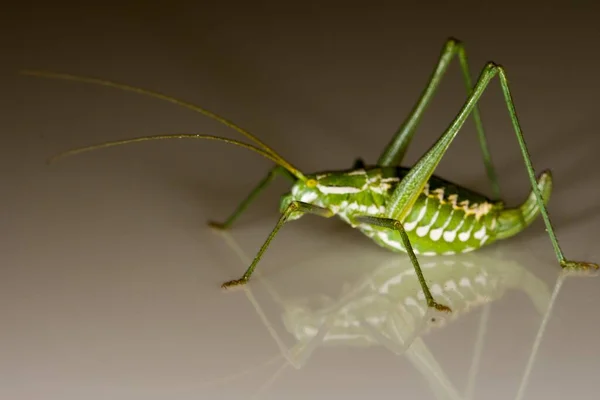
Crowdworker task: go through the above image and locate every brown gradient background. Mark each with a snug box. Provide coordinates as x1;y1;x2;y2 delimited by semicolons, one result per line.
2;1;600;399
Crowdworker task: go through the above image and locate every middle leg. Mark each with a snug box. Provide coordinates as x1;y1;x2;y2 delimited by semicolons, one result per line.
353;214;451;312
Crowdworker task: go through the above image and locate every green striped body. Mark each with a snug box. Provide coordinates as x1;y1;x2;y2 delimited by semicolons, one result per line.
281;166;552;256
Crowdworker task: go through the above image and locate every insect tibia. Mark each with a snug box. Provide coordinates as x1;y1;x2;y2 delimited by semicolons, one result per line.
495;170;553;240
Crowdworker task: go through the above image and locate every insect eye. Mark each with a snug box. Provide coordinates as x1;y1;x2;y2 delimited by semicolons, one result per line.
306;179;317;188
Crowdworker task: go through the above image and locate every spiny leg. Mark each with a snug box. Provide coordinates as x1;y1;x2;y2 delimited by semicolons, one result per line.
464;304;490;400
385;62;597;271
222;201;334;288
378;37;501;200
241;278;333;370
360;319;463;400
209;165;296;230
404;339;464;400
353;215;451;312
515;269;598;400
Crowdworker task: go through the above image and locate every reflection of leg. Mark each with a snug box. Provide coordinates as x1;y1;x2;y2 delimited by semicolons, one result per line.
514;273;566;400
251;359;289;400
500;258;552;316
361;308;462;400
405;338;463;400
243;283;334;370
353;215;451;312
515;270;597;400
222;201;333;288
197;352;283;389
359;300;426;354
465;303;491;400
287;318;335;369
218;226;336;372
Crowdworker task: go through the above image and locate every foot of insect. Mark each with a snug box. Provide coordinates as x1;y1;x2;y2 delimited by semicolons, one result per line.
221;277;248;289
208;220;228;231
560;260;599;270
429;300;452;313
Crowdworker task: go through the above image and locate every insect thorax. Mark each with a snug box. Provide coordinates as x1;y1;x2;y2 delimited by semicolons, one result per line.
280;167;399;218
281;166;500;255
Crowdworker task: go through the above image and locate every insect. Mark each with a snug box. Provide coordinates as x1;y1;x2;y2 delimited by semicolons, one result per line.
23;37;598;312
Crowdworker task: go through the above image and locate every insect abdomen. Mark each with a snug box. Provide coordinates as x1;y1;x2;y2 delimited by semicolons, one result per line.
366;192;498;255
364;170;552;256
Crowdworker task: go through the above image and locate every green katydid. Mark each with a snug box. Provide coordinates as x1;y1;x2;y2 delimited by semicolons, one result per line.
22;37;598;313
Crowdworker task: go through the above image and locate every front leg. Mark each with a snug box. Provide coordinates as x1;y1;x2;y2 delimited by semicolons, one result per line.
352;215;451;313
222;201;334;288
209;165;296;230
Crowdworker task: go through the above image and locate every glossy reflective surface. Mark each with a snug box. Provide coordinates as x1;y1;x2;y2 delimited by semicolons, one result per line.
3;2;600;399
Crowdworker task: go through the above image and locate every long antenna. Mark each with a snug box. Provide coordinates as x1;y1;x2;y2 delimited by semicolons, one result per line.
20;69;290;164
48;133;307;181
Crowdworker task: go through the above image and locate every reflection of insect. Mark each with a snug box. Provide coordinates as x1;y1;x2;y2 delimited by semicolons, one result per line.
216;236;586;399
23;37;597;312
277;255;549;354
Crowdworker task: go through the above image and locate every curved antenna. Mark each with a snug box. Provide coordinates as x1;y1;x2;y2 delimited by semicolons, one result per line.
48;133;307;181
20;69;288;161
